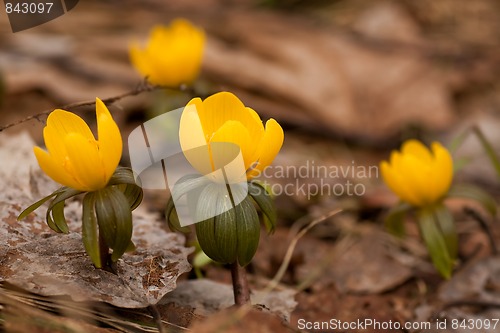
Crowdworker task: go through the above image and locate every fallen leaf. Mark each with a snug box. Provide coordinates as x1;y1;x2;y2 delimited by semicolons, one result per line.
161;279;297;322
256;224;413;294
1;1;456;144
0;132;192;308
188;306;292;333
203;2;454;142
439;257;500;303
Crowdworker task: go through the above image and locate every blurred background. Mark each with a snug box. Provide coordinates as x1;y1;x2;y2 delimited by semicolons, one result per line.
0;0;500;332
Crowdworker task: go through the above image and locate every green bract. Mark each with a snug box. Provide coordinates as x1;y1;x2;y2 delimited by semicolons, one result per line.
18;167;143;269
166;176;276;267
417;204;457;279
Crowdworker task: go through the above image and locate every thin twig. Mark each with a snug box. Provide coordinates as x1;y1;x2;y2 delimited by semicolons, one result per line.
0;81;194;133
464;207;498;255
148;305;167;333
259;208;342;295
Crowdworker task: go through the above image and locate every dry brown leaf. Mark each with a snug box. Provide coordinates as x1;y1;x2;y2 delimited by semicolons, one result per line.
188;306;293;333
161;279;297;322
203;2;454;142
439;257;500;304
1;1;457;143
257;225;413;294
0;132;192;308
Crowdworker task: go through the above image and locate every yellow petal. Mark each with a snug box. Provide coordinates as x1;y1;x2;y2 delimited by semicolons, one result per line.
380;160;405;201
44;110;95;163
186;97;204;115
129;42;152;79
160;20;205;85
65;133;106;191
387;152;424;206
210;120;253;173
180;103;207;151
96;98;122;181
402;141;452;205
400;154;433;205
246;107;262;124
131;26;171;85
195;92;264;142
431;142;453;199
247;119;284;179
43;126;68;166
170;19;198;35
33;147;84;191
181;92;283;182
381;159;416;206
179;103;213;175
381;140;454;207
209;141;247;184
401;139;433;163
240;108;265;142
129;20;205;87
148;50;180;86
196;92;245;136
149;25;170;50
46;109;94;140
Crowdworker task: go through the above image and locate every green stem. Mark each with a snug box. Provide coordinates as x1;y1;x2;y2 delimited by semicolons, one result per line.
227;177;250;306
230;262;250;306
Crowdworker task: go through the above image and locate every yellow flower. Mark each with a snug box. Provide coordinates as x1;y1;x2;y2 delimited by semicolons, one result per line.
179;92;284;181
129;19;205;87
34;98;122;192
380;140;453;207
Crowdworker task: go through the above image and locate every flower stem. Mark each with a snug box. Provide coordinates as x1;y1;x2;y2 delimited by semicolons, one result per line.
230;262;250;306
99;232;112;272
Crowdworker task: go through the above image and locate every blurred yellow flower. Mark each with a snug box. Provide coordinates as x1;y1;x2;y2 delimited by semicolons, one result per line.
130;19;205;87
380;140;453;207
179;92;284;182
34;98;122;192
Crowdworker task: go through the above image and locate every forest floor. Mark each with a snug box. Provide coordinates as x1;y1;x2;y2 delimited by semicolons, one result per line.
1;0;500;332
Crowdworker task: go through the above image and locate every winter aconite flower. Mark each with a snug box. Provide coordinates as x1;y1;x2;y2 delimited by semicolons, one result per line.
380;139;496;279
33;98;122;192
19;99;143;269
167;91;283;305
380;140;453;207
129;19;205;87
179;91;284;181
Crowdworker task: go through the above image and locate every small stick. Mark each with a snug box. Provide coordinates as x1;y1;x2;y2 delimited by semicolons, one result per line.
230;262;250;306
0;80;198;132
148;305;167;333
